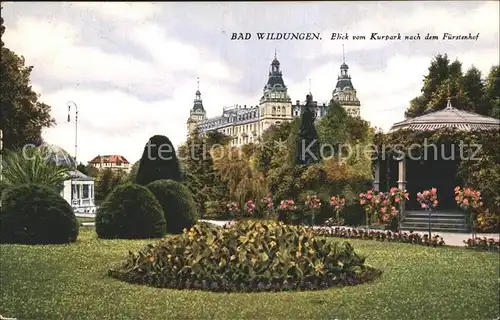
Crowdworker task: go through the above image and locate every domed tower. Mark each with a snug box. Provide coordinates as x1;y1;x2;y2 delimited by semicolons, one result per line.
187;78;207;137
332;46;361;117
259;50;293;133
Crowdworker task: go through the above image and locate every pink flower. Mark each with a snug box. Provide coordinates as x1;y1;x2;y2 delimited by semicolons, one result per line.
421;203;427;209
431;187;437;194
360;199;366;205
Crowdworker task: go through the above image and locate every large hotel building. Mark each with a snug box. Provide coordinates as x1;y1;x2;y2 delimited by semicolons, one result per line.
186;54;361;146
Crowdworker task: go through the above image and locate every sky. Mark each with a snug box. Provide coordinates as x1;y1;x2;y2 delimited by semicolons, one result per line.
2;2;499;164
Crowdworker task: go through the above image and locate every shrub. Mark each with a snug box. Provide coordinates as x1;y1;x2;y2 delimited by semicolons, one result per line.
108;220;382;292
96;183;166;239
0;184;79;244
136;135;182;186
146;179;198;234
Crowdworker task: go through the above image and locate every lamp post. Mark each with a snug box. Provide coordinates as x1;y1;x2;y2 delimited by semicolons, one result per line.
67;101;78;207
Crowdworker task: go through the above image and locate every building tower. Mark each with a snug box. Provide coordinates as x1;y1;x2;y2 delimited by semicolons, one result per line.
259;50;293;133
332;46;361;117
186;77;206;137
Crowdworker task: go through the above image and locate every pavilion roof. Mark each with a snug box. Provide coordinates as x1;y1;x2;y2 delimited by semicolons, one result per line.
389;99;500;133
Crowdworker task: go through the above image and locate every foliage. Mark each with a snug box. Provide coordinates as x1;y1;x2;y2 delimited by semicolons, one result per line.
108;221;381;292
178;130;229;217
96;183;166;239
94;168;127;202
463;237;500;252
122;160;139;184
212;145;266;206
226;201;240;218
0;147;70;195
136;135;182;186
304;194;321;225
405;54;498;118
147;179;198;234
475;209;500;233
204;200;230;219
416;188;439;210
312;227;445;247
0;183;79;244
0;17;55;150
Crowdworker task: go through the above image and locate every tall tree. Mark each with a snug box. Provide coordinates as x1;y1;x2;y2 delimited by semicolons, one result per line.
484;65;500;118
295;94;320;165
0;14;55;150
463;66;486;114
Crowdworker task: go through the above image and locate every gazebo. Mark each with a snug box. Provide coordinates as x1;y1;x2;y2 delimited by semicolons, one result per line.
373;99;500;232
43;144;97;214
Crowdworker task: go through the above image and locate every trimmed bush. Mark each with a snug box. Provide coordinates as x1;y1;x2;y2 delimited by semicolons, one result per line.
147;179;198;234
136;135;182;186
108;220;381;292
0;184;79;244
96;183;166;239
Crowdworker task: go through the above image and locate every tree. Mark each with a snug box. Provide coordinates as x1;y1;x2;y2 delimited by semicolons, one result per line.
0;14;55;150
135;135;182;186
94;168;126;202
295;94;320;165
317;100;348;158
178;129;229;216
484;65;500;118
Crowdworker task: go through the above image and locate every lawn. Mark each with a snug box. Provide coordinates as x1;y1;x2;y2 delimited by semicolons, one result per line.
0;229;498;320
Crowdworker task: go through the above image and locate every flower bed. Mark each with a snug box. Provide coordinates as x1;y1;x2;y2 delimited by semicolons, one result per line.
463;237;500;252
311;226;445;247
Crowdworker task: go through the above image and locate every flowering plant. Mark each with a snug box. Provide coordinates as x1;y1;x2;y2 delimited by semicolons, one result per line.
454;186;483;210
259;195;274;219
416;188;438;210
386;187;409;209
455;186;483;240
226;201;240;217
329;195;345;226
245;200;256;216
279;199;297;224
359;190;386;226
305;195;322;226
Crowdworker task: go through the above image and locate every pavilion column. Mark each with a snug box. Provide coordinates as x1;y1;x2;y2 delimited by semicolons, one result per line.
373;159;380;191
397;157;407;227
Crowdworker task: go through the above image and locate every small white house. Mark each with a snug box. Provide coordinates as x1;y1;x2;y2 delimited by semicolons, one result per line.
62;170;97;214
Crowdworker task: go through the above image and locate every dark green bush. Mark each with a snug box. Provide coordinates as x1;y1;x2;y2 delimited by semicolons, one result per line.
0;184;79;244
96;183;166;239
147;179;198;234
136;135;182;186
108;220;381;292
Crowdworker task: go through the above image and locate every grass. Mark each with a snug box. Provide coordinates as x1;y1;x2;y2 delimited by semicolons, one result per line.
77;217;95;224
1;229;499;320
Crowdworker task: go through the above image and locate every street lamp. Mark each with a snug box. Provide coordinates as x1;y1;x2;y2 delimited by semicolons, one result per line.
67;101;78;207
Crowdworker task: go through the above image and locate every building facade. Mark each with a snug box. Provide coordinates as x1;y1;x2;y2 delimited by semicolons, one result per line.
186;54;361;146
88;155;131;173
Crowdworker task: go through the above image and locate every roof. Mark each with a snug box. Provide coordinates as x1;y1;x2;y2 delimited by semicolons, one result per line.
390;102;500;132
67;170;94;181
193;100;204;112
335;77;354;90
41;144;77;167
88;155;130;164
